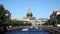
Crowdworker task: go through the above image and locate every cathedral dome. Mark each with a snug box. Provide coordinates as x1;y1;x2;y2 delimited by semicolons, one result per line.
27;9;33;17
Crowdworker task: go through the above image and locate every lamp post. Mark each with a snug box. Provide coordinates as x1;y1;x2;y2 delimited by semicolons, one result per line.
35;19;37;26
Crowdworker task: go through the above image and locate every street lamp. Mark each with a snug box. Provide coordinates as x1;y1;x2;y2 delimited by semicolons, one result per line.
35;19;37;26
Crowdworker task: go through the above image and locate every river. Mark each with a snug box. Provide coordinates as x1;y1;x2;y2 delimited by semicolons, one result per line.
5;27;50;34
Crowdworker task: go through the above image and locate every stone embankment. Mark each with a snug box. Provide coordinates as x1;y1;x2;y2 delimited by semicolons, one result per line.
40;25;60;34
0;26;32;34
6;26;32;31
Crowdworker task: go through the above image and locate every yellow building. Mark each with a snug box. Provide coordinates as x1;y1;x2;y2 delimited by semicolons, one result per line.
50;10;60;21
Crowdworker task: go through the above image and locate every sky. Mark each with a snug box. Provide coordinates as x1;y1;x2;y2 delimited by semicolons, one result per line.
0;0;60;19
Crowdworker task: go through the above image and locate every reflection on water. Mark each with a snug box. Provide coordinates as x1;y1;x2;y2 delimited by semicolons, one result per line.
5;27;50;34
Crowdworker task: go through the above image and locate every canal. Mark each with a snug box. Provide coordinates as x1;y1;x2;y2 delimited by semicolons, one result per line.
5;27;51;34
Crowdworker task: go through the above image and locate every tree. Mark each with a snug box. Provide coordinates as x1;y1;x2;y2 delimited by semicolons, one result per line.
42;20;50;25
24;22;32;26
28;22;32;26
42;20;56;25
0;4;11;26
0;4;4;11
50;20;56;25
0;4;5;24
56;14;60;24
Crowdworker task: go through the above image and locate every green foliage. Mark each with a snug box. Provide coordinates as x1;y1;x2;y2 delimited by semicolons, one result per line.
42;20;50;25
2;20;32;26
0;4;4;11
13;21;24;26
50;20;56;25
27;22;32;26
24;22;32;26
0;4;11;26
43;20;56;25
57;14;60;21
57;14;60;24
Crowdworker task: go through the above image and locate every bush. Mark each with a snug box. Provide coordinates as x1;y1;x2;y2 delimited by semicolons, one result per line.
42;20;56;25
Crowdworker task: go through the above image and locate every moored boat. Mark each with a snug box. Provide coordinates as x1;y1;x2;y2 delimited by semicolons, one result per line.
21;28;29;31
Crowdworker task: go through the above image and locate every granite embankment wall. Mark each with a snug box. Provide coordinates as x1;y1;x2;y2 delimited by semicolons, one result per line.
40;25;60;34
6;26;32;31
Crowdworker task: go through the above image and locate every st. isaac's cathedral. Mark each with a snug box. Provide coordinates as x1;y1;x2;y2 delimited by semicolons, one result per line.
17;9;48;26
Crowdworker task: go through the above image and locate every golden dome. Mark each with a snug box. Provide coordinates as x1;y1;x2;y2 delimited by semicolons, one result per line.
54;10;60;15
27;9;33;17
56;11;60;15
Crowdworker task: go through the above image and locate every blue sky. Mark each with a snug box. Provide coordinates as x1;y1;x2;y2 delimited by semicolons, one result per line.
0;0;60;19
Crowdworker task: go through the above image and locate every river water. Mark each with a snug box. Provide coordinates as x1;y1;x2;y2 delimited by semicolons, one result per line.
5;27;50;34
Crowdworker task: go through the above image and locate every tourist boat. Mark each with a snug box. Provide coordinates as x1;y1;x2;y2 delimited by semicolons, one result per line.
35;26;38;29
40;28;42;29
21;28;29;31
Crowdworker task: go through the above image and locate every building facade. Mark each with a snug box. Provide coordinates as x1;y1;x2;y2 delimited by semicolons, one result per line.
50;10;60;20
